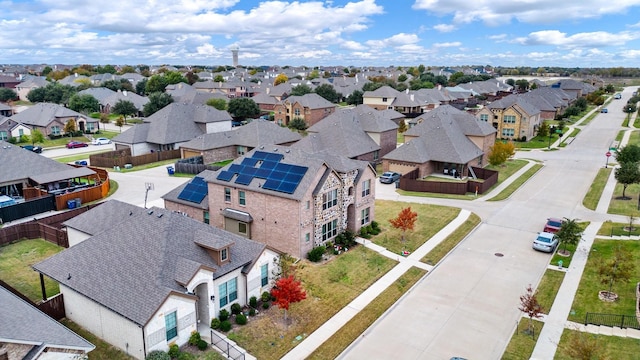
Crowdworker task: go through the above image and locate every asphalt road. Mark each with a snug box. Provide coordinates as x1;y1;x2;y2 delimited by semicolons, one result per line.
338;89;635;360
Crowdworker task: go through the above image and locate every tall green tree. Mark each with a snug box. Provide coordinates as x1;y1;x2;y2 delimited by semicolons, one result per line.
102;79;134;92
290;84;313;96
27;82;77;104
0;88;18;102
346;90;363;105
111;100;138;120
206;98;227;110
68;94;100;114
143;92;173;117
227;98;260;120
145;75;169;94
554;218;582;255
615;145;640;164
30;129;45;145
136;78;148;95
64;119;77;137
314;84;342;103
614;161;640;199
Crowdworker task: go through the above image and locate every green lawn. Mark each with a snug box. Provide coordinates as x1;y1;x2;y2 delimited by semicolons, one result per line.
61;319;134;360
0;239;63;302
535;269;565;314
627;129;640;145
582;167;612;210
597;220;640;237
501;318;544;360
567;240;640;324
555;329;640;359
607;182;640;216
371;200;460;255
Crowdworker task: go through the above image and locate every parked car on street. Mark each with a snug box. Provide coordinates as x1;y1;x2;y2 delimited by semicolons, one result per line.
544;217;563;233
601;108;608;113
66;141;88;149
92;137;112;145
20;145;43;153
533;232;558;253
614;93;622;99
379;171;401;184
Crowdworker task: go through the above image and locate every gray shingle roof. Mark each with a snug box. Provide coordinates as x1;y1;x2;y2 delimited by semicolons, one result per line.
78;87;116;103
103;90;149;110
487;94;541;116
0;286;94;352
282;93;335;109
364;85;400;98
161;170;213;209
9;103;87;127
34;204;266;326
63;200;147;236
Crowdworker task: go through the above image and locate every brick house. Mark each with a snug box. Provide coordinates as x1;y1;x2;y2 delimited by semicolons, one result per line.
8;102;98;136
476;94;543;141
273;93;336;127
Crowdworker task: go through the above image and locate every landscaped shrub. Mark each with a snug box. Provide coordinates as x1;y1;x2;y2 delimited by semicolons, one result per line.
168;343;180;358
262;302;270;309
230;303;242;315
261;291;271;302
307;245;326;262
370;221;381;235
249;308;256;316
188;331;201;346
219;320;232;332
177;353;195;360
359;227;371;239
196;339;208;351
146;350;170;360
249;296;257;308
218;309;230;322
236;313;247;325
210;318;221;329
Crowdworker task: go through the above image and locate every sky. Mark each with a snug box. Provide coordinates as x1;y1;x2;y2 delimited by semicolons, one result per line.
2;0;640;68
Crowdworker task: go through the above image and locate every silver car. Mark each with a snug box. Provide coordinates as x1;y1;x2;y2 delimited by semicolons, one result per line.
379;171;401;184
533;232;558;253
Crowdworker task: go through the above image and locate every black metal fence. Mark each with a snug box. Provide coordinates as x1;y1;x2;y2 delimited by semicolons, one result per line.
0;195;56;223
584;312;640;329
210;329;246;360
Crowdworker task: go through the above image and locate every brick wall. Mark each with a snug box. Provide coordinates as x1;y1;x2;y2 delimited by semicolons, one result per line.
164;200;205;222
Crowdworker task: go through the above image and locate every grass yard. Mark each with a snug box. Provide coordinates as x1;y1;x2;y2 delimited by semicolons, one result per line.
307;267;427;359
0;239;63;302
555;328;640;359
567;240;640;324
582;167;612;210
486;159;531;183
422;213;481;265
535;269;565;314
228;246;396;360
627;129;640;146
597;220;640;237
61;319;134;360
488;164;543;202
607;182;640;216
501;318;544;360
371;200;460;255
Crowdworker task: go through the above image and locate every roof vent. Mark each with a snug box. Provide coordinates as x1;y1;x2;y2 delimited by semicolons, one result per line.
129;211;133;216
147;210;154;215
157;213;163;218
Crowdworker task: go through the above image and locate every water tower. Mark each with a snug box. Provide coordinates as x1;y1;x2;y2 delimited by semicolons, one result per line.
231;46;239;67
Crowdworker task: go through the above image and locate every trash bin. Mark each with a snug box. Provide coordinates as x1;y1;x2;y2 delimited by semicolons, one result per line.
167;166;175;175
75;198;82;207
67;200;76;209
395;179;400;188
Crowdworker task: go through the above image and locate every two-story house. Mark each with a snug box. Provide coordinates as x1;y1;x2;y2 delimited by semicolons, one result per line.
273;93;336;127
477;94;543;141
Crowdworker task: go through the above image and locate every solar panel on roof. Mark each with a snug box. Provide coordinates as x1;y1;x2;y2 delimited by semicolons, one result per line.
235;173;254;185
228;164;242;173
275;163;292;173
242;157;259;167
216;171;235;182
277;181;298;194
284;173;303;183
255;168;272;178
266;152;284;162
270;171;286;181
289;165;308;175
262;179;280;191
177;176;208;203
252;151;270;160
260;160;278;170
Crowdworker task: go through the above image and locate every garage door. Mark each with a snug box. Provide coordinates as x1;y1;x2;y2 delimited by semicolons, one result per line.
182;150;200;159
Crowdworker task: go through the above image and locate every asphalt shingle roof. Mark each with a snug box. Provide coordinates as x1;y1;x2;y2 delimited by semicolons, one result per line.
9;103;87;127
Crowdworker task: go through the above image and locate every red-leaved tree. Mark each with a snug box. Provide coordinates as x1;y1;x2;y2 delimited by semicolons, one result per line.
271;275;307;324
389;207;418;250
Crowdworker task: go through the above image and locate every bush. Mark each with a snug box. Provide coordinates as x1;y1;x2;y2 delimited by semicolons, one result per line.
210;318;221;329
236;313;247;325
218;309;229;322
359;227;371;239
177;353;195;360
262;302;270;309
249;296;257;309
230;303;242;315
307;245;326;262
249;308;256;316
371;221;380;231
146;350;170;360
188;331;201;346
219;320;232;332
261;291;271;302
168;343;179;359
7;137;17;144
196;339;208;351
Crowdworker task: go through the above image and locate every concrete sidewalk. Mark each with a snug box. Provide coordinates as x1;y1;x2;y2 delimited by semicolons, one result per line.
279;209;471;360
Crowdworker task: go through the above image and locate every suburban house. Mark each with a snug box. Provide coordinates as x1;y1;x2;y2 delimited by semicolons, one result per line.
0;117;31;141
163;170;214;223
476;94;543;141
112;103;233;155
0;285;95;359
382;105;496;178
251;92;279;113
203;146;377;258
79;88;149;116
552;79;597;99
273;93;336;127
178;119;302;165
0;103;13;117
363;86;422;117
14;76;49;101
7;102;99;136
0;74;20;89
33;202;280;360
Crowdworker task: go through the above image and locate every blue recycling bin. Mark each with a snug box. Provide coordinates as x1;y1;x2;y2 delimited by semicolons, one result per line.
67;200;76;209
167;166;175;175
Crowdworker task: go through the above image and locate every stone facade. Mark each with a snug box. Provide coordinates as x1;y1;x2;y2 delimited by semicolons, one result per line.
273;102;335;127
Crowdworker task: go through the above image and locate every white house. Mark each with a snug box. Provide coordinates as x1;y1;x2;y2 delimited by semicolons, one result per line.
34;201;280;359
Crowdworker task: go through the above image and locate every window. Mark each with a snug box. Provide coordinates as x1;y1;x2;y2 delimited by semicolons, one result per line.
373;150;379;161
361;179;371;197
221;248;228;261
294;108;301;116
322;189;338;210
203;211;209;224
306;200;310;210
237;146;246;156
480;114;489;122
238;222;247;234
86;123;95;132
51;126;61;135
0;131;7;140
382;97;388;102
224;188;231;202
322;219;338;240
18;129;24;136
261;264;268;286
361;207;370;225
218;278;238;307
305;233;310;243
239;191;246;206
502;129;515;137
165;311;177;340
503;115;516;124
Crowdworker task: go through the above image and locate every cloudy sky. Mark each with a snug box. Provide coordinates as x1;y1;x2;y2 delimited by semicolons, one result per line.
2;0;640;67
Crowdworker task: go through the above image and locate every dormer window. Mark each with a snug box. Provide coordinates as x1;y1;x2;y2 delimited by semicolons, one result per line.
221;248;228;262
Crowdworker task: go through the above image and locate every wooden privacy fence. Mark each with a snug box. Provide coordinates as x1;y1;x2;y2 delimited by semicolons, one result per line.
90;148;181;168
0;279;66;320
400;167;498;195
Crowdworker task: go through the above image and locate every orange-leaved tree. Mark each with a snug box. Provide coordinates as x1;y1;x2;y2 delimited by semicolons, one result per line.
389;207;418;250
271;275;307;324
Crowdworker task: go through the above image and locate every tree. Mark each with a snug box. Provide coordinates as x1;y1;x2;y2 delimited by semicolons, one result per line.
274;73;288;86
288;117;307;131
554;218;582;255
537;121;549;138
271;275;306;325
99;113;110;131
30;129;44;145
397;120;408;133
0;88;18;102
346;90;363;105
68;94;100;114
290;84;313;96
143;92;173;117
227;98;259;120
213;75;225;83
518;284;543;338
389;207;418;250
314;83;342;103
598;246;635;300
115;115;125;132
397;74;408;82
112;100;138;121
563;333;609;360
102;79;134;92
145;75;169;94
206;98;227;110
27;82;77;104
136;78;148;95
64;119;77;137
488;141;516;166
615;144;640;164
515;79;529;92
614;161;640;199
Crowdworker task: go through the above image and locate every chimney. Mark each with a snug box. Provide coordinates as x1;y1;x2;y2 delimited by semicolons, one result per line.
438;84;442;90
405;88;409;94
266;87;270;94
410;94;414;101
123;90;128;96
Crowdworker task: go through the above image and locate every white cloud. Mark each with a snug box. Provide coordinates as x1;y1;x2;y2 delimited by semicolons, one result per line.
514;30;640;48
433;42;461;48
433;24;456;33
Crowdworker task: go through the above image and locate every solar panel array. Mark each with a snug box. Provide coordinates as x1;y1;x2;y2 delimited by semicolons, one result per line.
215;151;308;194
177;176;208;203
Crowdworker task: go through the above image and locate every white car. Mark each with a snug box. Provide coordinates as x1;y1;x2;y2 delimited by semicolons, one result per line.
92;137;112;145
